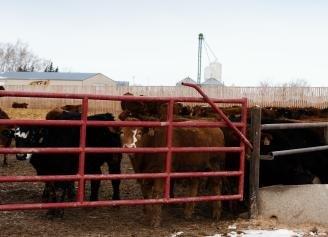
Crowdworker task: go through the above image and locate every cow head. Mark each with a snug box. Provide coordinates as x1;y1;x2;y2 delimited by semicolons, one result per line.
2;126;45;160
262;133;273;146
120;127;142;149
120;118;144;149
120;117;155;150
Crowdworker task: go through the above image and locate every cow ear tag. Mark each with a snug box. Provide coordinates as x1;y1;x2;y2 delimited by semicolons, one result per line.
148;128;155;136
38;137;44;144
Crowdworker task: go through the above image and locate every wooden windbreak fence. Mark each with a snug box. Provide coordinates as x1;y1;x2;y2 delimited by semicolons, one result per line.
0;85;327;113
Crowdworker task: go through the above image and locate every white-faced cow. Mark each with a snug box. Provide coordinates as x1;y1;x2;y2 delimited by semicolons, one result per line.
120;120;225;226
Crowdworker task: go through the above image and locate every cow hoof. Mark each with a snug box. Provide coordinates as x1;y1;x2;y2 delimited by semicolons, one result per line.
52;210;64;219
89;196;98;202
150;219;161;227
45;209;55;219
184;214;193;220
45;209;64;219
212;212;221;221
184;210;193;220
112;194;120;200
55;209;64;219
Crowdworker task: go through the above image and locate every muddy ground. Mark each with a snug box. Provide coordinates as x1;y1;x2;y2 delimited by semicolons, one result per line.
1;156;328;237
0;155;252;236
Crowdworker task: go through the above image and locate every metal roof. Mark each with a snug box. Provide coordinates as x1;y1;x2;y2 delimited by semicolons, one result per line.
0;72;99;81
176;77;197;85
202;78;223;85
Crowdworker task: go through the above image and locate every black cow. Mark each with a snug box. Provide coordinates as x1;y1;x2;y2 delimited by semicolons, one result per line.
260;127;327;186
4;111;122;216
12;102;29;109
221;121;327;215
0;108;12;167
224;119;326;187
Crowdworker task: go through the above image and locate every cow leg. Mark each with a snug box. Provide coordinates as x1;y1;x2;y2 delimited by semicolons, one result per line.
53;183;66;218
90;180;101;201
139;180;149;199
2;140;11;167
107;158;121;200
110;179;121;200
139;179;164;227
140;180;153;216
184;178;199;220
210;176;222;220
2;155;8;167
150;179;163;227
45;182;58;218
42;182;51;203
88;166;102;201
170;180;175;198
66;182;76;201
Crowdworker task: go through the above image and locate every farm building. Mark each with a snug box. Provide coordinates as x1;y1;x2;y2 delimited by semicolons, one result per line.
0;72;127;86
202;77;224;86
176;76;224;86
176;76;197;86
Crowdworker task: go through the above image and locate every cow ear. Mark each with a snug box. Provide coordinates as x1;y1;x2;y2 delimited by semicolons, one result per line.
108;127;119;133
1;129;14;138
147;128;155;136
119;110;132;121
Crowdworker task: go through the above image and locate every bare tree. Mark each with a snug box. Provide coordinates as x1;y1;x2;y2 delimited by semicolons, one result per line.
0;40;50;72
258;80;272;88
258;79;310;88
283;79;310;88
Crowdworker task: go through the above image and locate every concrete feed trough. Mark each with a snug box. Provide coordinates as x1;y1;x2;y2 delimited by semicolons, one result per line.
259;184;328;225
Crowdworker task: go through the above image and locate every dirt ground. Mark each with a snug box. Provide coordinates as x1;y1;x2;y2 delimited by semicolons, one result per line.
1;156;328;237
0;108;328;236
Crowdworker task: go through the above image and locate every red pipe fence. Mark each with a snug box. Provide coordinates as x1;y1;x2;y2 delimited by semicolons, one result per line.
0;84;250;211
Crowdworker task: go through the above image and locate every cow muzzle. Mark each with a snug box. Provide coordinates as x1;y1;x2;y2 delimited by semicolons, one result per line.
16;153;32;161
123;143;136;149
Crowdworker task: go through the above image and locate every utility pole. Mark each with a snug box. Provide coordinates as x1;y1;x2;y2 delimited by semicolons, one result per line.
197;33;204;84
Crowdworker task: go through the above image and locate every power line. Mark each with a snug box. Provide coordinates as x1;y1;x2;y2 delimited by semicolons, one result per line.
204;40;218;62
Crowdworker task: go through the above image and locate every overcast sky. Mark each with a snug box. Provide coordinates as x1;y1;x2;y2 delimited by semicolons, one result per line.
1;0;328;86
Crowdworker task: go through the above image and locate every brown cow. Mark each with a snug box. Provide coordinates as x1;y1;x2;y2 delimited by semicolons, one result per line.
120;93;193;121
46;108;66;120
120;122;225;226
46;105;82;120
191;105;216;118
60;104;82;113
0;108;12;166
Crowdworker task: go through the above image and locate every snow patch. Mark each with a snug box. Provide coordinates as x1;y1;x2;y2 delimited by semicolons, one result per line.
205;229;303;237
228;224;237;230
171;231;184;237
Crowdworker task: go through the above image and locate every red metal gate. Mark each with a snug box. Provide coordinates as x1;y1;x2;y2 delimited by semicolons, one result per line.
0;83;251;211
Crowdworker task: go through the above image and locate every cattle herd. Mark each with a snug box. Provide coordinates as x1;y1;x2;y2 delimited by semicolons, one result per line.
0;92;327;226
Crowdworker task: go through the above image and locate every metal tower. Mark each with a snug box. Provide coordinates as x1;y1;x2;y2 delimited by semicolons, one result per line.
197;33;204;84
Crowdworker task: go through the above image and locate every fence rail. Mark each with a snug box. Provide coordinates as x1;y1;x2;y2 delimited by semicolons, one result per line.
0;84;248;211
0;85;327;112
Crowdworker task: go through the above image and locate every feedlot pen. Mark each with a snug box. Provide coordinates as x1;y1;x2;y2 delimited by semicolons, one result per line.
1;107;328;236
0;84;256;236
